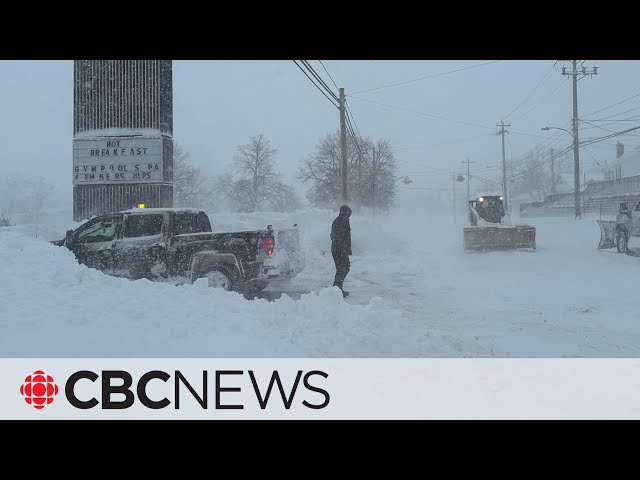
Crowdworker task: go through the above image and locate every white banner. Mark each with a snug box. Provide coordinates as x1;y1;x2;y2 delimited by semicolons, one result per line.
73;137;164;184
3;359;640;419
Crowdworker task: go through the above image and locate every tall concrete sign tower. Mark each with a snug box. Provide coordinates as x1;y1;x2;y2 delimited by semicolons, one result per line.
73;60;173;221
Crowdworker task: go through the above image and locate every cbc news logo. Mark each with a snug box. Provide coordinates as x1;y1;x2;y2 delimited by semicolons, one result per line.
17;369;330;412
19;370;59;410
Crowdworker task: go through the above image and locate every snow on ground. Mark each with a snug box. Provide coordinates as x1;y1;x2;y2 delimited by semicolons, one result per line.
1;207;639;357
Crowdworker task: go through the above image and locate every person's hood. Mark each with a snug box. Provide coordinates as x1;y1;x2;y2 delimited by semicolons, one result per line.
339;205;352;216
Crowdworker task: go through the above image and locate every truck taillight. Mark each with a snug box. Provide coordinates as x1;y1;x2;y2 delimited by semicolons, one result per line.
260;235;274;256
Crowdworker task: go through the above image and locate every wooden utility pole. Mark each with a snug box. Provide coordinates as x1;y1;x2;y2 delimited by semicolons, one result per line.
562;60;598;218
339;88;348;204
371;146;376;214
551;148;556;195
497;120;511;213
464;158;475;202
452;172;457;224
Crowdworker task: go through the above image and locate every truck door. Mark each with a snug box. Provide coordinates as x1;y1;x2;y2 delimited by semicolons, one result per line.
70;214;121;272
113;213;168;279
168;212;208;275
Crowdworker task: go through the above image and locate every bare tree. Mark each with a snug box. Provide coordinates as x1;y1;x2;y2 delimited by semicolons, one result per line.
231;134;277;211
508;146;555;202
363;139;398;211
297;131;345;206
267;180;303;212
173;142;211;209
220;135;300;212
216;173;254;212
298;131;398;210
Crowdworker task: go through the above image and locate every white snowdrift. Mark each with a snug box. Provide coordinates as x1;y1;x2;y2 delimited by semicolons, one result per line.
0;228;404;357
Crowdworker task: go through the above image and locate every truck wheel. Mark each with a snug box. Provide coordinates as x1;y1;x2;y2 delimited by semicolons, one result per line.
616;231;628;254
204;269;236;291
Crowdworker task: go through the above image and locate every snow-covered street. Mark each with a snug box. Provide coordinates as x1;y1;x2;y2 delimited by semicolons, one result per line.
2;208;639;357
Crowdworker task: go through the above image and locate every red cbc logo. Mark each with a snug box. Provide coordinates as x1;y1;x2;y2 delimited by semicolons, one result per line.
20;370;59;409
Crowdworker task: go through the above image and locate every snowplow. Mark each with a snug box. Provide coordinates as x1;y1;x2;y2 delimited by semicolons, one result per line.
597;201;640;254
463;195;536;251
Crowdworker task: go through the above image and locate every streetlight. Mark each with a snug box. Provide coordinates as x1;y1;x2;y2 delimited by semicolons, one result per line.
541;125;581;218
541;126;572;136
395;176;412;185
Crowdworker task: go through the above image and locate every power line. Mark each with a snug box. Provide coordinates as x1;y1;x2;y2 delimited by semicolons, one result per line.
584;117;640;122
399;166;500;177
349;60;502;96
292;60;339;109
510;145;574;181
580;114;640;132
345;115;367;166
318;60;339;90
580;120;620;135
312;62;371;189
583;90;640;117
503;64;557;120
400;187;454;191
510;124;640;180
349;96;497;131
394;135;489;151
509;129;564;141
468;173;501;187
300;60;339;102
345;100;365;145
579;124;640;148
352;95;565;142
506;121;573;164
585;104;640;122
511;78;569;122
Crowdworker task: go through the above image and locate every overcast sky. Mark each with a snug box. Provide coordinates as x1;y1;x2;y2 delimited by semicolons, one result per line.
2;60;640;207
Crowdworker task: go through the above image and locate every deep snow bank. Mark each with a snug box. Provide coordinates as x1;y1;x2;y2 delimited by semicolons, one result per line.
0;227;404;357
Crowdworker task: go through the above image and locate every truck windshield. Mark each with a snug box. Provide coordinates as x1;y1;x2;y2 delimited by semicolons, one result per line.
479;198;500;208
123;214;163;238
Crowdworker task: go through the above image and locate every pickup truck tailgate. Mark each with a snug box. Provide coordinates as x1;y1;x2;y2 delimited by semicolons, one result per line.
264;226;305;278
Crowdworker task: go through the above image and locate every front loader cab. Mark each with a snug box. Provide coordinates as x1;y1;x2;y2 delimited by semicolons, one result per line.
475;196;505;224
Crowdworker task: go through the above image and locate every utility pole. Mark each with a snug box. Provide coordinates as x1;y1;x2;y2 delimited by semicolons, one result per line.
358;147;362;192
452;172;457;224
339;87;348;204
551;148;556;195
371;146;376;215
562;60;598;218
497;120;510;213
463;158;475;202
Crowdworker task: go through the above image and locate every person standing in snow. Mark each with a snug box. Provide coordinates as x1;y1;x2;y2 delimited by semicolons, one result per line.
330;205;352;298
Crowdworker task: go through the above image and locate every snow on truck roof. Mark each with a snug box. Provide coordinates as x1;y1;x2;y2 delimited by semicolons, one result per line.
119;207;204;214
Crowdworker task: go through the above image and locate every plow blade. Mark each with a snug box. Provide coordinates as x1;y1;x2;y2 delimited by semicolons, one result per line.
463;226;536;251
597;220;617;249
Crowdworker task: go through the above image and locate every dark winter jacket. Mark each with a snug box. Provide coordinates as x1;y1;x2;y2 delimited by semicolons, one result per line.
331;213;352;256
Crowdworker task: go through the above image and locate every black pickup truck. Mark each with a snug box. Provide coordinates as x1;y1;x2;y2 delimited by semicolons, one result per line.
52;208;305;293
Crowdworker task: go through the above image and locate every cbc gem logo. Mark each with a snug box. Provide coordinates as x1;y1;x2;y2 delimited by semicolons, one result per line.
20;370;59;409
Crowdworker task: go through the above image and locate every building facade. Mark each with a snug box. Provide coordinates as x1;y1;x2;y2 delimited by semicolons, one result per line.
73;60;173;221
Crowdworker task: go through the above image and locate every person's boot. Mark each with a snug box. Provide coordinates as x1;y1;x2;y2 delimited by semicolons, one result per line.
341;289;349;298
